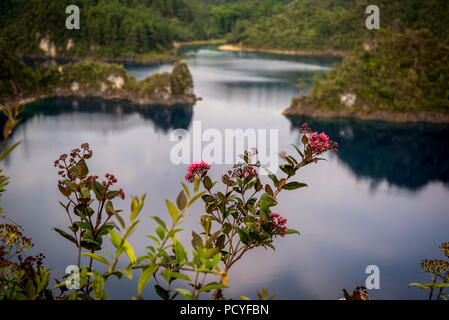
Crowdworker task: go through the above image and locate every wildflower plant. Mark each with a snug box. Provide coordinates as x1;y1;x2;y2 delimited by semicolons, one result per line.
341;286;370;300
51;123;338;300
183;123;338;299
53;143;126;268
409;242;449;300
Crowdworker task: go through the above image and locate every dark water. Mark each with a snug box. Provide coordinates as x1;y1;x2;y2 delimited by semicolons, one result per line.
2;46;449;299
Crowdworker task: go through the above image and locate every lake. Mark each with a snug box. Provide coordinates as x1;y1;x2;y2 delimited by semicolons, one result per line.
2;45;449;299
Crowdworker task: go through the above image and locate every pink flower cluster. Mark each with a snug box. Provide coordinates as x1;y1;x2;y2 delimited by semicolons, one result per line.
53;143;93;168
222;163;258;185
309;132;331;155
340;286;369;300
185;161;211;183
269;212;287;237
299;123;338;157
102;174;125;199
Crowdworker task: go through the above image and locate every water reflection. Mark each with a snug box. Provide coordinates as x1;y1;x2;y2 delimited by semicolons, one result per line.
19;97;194;133
286;115;449;191
3;47;448;300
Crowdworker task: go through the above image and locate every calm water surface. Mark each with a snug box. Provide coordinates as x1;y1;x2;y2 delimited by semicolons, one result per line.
3;46;449;299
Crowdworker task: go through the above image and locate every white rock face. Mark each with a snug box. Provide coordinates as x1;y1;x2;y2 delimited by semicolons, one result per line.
39;36;56;57
339;93;356;107
71;81;79;92
107;75;124;89
66;39;74;51
363;41;374;51
99;82;108;92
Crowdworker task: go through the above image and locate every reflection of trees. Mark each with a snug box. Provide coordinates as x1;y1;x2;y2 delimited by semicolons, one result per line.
285;115;449;191
17;97;194;134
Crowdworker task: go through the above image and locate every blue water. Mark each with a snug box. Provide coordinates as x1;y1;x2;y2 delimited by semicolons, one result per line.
2;46;449;299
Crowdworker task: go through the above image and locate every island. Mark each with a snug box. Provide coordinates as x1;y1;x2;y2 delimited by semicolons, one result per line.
1;42;198;107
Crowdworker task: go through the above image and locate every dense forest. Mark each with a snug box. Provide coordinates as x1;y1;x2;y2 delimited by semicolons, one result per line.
1;0;448;58
1;0;448;113
0;0;289;58
286;27;449;115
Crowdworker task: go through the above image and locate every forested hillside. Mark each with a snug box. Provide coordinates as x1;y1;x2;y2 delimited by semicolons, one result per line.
1;0;449;58
0;0;288;58
230;0;449;50
284;28;449;116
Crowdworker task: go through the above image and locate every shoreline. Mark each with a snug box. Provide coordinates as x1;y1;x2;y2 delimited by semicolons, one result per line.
283;97;449;124
173;39;225;48
17;52;179;64
13;90;199;108
218;44;348;57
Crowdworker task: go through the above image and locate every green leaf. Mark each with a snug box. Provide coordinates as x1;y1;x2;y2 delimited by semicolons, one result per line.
282;182;308;190
181;182;190;199
0;141;21;161
166;199;179;221
105;200;114;215
188;191;205;207
279;163;296;176
203;176;213;190
109;230;122;248
130;194;145;222
235;227;250;245
151;216;167;230
124;220;140;239
174;241;187;262
93;181;105;199
156;226;165;240
175;288;198;300
117;268;133;280
82;252;110;265
138;264;158;295
176;191;187;211
198;282;227;293
193;177;200;194
80;187;91;199
53;228;77;244
74;221;92;230
123;240;136;264
222;223;232;234
302;135;309;145
264;168;279;187
291;143;304;158
77;159;89;179
170;272;192;282
191;231;203;250
113;212;125;230
259;192;277;207
106;190;119;199
155;284;170;300
285;228;300;235
92;274;105;300
408;283;431;290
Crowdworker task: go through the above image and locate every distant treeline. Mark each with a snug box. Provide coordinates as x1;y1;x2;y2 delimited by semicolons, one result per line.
0;0;288;57
1;0;448;57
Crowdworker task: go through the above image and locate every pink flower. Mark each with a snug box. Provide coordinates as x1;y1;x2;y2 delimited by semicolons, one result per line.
185;161;211;183
269;212;288;237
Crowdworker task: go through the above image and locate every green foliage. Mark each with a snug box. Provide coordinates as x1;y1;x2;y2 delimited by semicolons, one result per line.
230;0;449;51
308;28;449;113
0;43;194;102
409;242;449;300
